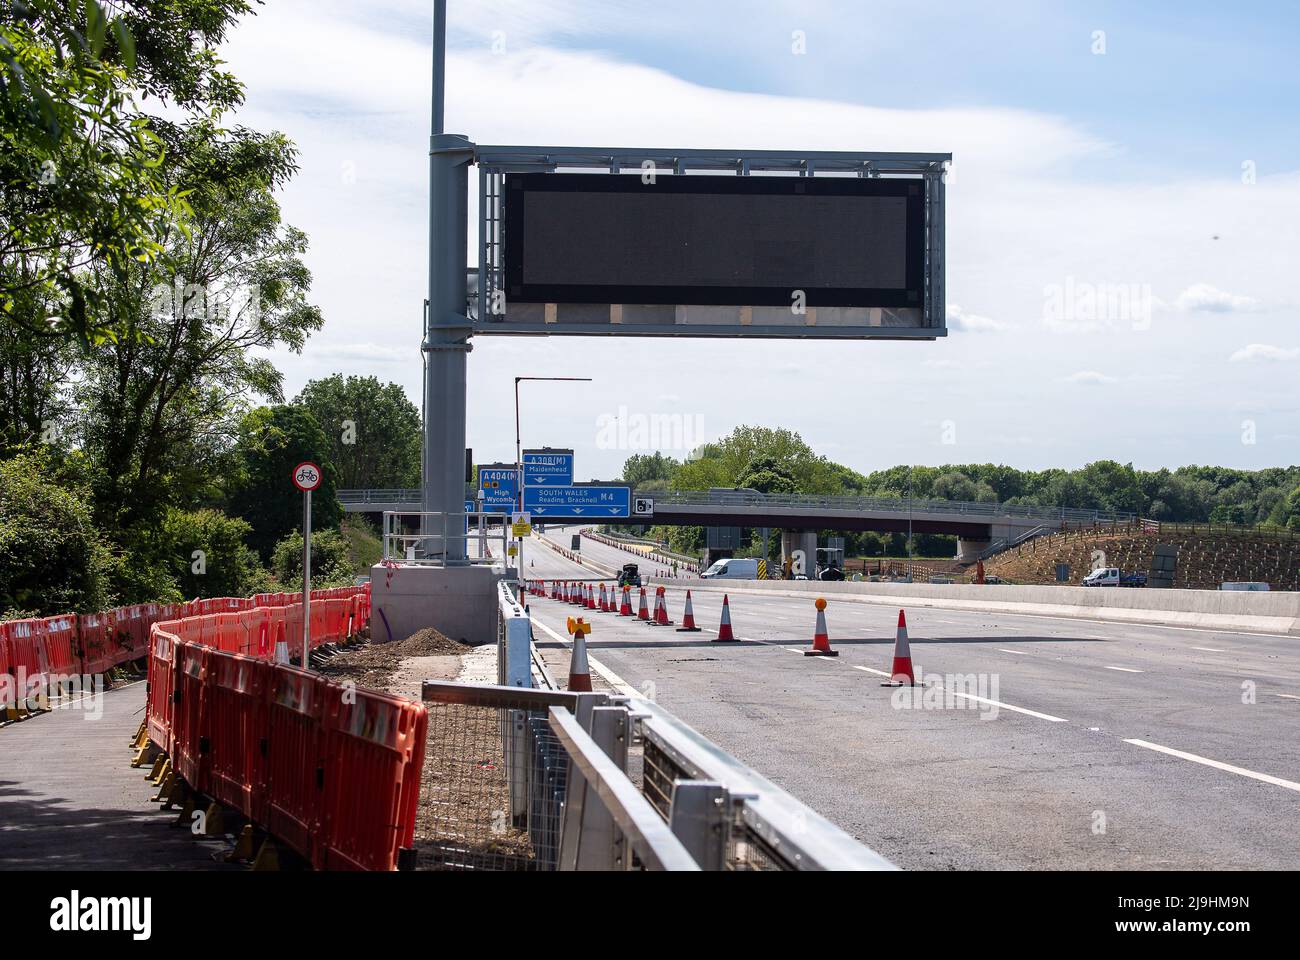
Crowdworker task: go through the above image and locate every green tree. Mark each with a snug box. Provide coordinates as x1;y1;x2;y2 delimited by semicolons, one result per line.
0;450;110;615
621;452;679;488
737;455;797;494
226;405;342;558
294;375;421;489
670;425;839;494
271;528;355;588
1;1;255;345
1266;485;1300;531
74;123;320;533
0;308;76;452
156;507;269;599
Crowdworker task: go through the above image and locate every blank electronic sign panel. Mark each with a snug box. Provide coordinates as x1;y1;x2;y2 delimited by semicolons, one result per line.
503;173;925;309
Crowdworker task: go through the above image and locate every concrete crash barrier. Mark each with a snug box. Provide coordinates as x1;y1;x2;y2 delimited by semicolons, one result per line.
665;578;1300;636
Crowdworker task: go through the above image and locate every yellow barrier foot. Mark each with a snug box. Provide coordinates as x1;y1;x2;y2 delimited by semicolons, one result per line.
146;754;167;781
251;838;281;872
227;824;257;863
130;742;158;768
162;775;188;811
149;764;173;800
129;719;148;749
203;802;226;836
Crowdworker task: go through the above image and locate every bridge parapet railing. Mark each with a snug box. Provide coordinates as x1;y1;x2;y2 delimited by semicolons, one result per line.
339;488;422;504
641;489;1134;526
342;487;1136;527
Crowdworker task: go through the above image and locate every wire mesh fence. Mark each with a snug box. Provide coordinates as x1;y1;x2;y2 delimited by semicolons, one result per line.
415;683;578;871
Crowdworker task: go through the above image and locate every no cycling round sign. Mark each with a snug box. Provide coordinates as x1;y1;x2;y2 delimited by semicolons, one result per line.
293;461;322;492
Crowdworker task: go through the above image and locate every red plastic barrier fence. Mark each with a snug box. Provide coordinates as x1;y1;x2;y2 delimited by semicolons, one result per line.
321;685;427;870
138;585;417;871
170;642;210;791
206;652;272;823
145;628;178;753
264;665;325;860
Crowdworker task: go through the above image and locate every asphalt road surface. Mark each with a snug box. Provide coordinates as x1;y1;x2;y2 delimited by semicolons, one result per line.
518;528;1300;870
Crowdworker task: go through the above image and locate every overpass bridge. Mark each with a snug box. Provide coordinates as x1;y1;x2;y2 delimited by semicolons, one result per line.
338;488;1134;562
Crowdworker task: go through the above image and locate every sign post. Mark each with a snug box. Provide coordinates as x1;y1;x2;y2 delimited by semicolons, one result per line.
293;461;322;668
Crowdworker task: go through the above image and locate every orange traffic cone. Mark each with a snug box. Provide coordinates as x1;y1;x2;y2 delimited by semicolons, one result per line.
619;586;633;617
566;617;593;692
881;609;918;686
587;584;597;611
715;594;736;642
637;587;650;621
804;598;839;657
676;590;701;632
655;587;674;626
272;622;290;664
597;583;607;612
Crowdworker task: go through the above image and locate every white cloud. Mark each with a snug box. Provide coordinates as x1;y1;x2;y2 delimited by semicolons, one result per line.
1229;344;1299;363
1176;283;1262;313
1063;370;1117;385
946;304;1007;332
214;3;1300;475
309;342;413;364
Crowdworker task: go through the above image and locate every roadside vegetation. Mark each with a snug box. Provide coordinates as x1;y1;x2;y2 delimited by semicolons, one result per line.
0;3;418;617
620;427;1300;560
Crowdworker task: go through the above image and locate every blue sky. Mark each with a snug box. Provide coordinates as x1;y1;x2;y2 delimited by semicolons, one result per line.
223;1;1300;480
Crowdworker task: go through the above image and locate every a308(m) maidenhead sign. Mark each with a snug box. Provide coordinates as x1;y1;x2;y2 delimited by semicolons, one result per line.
470;146;950;341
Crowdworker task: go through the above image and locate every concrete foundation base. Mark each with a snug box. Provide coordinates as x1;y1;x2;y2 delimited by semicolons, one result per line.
370;563;506;646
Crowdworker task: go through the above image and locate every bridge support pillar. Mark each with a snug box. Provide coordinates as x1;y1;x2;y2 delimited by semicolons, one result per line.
781;530;818;578
956;538;993;564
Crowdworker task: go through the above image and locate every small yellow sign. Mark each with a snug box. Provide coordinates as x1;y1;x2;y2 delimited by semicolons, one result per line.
512;521;532;538
507;545;518;558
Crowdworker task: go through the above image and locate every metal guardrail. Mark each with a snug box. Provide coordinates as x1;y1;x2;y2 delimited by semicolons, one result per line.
342;487;1135;527
420;593;896;871
381;510;509;567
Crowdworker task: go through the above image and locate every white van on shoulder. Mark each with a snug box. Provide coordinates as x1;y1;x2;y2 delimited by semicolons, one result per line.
700;558;760;580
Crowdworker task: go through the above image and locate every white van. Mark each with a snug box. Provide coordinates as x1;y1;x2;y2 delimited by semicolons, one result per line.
700;557;760;580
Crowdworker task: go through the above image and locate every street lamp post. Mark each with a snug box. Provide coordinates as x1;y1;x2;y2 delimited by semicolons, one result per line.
513;376;593;585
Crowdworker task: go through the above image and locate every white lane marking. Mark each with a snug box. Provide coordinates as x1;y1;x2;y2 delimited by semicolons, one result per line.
944;691;1069;723
1103;665;1143;674
530;617;641;699
741;637;1071;723
998;648;1032;656
1123;739;1300;794
851;665;1069;721
852;665;891;677
1275;694;1300;702
1191;646;1226;653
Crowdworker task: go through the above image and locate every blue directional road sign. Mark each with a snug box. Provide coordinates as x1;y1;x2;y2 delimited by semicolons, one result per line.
522;449;574;487
524;485;631;520
478;464;519;511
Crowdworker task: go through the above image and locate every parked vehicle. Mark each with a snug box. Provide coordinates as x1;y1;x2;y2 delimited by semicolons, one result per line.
701;557;761;580
617;563;642;589
1082;567;1147;588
